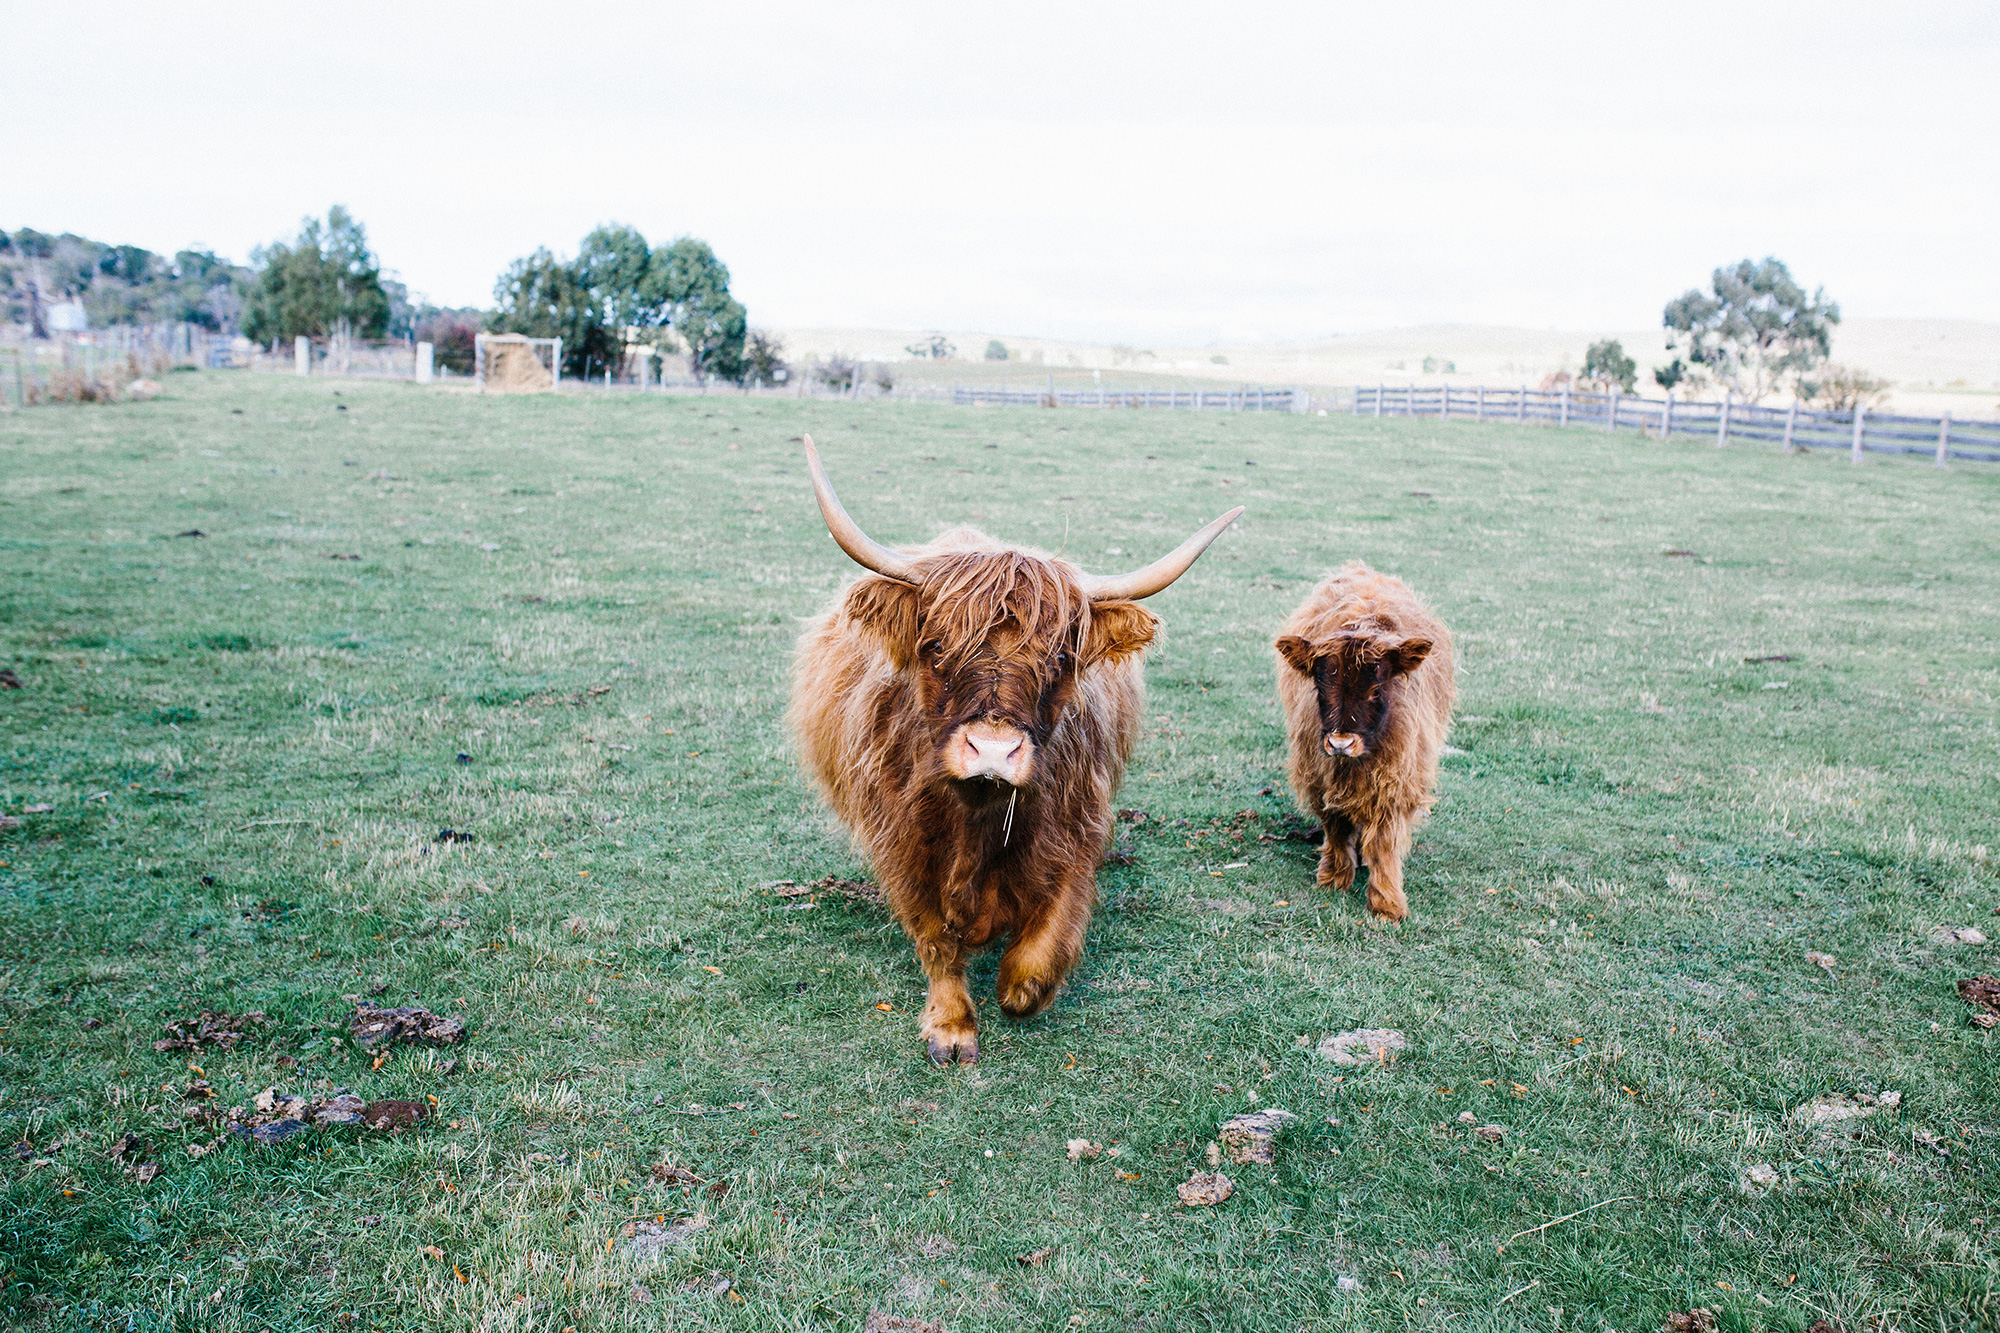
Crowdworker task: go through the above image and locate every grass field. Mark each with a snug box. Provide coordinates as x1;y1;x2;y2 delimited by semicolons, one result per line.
3;374;1998;1332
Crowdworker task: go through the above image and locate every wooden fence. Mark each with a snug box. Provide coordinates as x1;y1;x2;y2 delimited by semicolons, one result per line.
1350;383;2000;466
935;382;1310;412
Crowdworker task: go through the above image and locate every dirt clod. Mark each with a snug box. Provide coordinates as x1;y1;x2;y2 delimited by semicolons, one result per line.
1017;1245;1056;1267
1806;951;1837;974
1474;1124;1505;1143
1065;1138;1100;1161
1177;1170;1234;1206
809;875;883;905
363;1099;426;1130
651;1162;701;1186
1218;1109;1297;1165
350;1003;466;1051
1742;1162;1778;1192
1664;1310;1717;1333
864;1314;944;1333
0;668;20;689
1317;1028;1407;1065
1793;1091;1900;1126
154;1010;267;1052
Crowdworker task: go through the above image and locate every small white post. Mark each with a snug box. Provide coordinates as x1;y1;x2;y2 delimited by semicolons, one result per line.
1716;392;1731;448
415;341;434;384
1607;387;1620;433
1936;412;1951;468
1559;382;1570;427
1475;384;1485;420
1781;399;1798;453
1661;393;1673;440
294;335;310;376
1439;382;1449;421
1850;404;1866;463
1374;383;1384;417
1517;384;1526;422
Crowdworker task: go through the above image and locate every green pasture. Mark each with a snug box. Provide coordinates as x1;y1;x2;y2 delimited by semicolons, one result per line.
2;375;1997;1331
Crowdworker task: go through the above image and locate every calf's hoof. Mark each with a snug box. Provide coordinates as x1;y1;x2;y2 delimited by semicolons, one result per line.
921;1020;979;1065
996;972;1060;1020
1366;885;1408;921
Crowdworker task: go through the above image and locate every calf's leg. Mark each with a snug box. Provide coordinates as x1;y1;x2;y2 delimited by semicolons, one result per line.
910;918;980;1064
1317;811;1359;890
996;882;1090;1019
1359;816;1412;921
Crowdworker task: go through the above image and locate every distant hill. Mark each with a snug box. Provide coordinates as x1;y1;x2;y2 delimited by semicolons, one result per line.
772;319;2000;417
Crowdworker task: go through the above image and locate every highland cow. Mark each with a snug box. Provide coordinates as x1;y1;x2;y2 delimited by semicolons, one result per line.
1274;562;1454;920
790;437;1240;1063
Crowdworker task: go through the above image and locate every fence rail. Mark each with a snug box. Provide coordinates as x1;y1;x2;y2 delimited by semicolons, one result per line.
933;382;1309;412
1349;383;2000;465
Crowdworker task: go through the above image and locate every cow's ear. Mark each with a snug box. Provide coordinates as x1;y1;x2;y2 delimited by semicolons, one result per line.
1274;635;1317;675
1085;600;1159;663
843;577;923;667
1385;637;1433;675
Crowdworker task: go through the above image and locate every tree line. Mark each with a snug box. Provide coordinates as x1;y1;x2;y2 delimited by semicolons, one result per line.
3;206;767;385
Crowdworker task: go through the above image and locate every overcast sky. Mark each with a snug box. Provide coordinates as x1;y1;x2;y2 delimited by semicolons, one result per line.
11;1;1996;344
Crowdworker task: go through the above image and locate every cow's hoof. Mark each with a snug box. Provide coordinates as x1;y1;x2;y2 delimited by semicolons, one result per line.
923;1025;979;1065
1316;859;1355;892
1366;890;1408;922
996;974;1059;1019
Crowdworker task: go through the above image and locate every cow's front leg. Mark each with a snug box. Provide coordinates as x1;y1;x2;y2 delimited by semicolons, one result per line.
1317;811;1358;890
911;922;979;1064
1359;815;1412;922
996;880;1090;1019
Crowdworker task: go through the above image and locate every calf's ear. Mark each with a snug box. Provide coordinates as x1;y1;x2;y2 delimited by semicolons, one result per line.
1385;637;1433;675
1274;635;1317;675
1085;600;1159;663
842;577;922;668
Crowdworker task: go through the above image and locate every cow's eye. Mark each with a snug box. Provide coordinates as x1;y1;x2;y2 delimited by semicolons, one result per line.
1053;652;1071;673
923;641;945;669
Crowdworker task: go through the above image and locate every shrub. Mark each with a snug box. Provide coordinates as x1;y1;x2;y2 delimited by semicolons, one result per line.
741;331;790;388
1581;339;1637;393
983;339;1008;361
1797;365;1891;412
815;356;857;392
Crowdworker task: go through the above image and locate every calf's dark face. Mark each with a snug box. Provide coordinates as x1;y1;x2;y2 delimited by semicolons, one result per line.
1276;633;1431;759
845;578;1156;796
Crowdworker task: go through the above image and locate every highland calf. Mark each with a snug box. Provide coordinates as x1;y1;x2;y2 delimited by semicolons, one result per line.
1274;562;1455;920
790;437;1240;1063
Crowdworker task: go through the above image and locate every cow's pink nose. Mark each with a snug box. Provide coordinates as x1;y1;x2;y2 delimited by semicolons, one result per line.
1324;732;1364;758
961;727;1027;782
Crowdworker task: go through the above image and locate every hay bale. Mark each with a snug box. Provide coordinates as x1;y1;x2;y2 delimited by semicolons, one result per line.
481;335;554;394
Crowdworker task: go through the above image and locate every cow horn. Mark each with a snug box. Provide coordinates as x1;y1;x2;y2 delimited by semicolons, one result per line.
1078;506;1244;601
801;435;921;584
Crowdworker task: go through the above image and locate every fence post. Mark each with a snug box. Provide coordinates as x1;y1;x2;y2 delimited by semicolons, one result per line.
295;335;310;376
1662;393;1674;440
1374;383;1384;418
1607;387;1619;433
1936;412;1951;468
1781;399;1798;453
415;342;434;384
1716;392;1731;448
1475;384;1484;420
1559;382;1569;428
1850;405;1866;463
1517;384;1526;423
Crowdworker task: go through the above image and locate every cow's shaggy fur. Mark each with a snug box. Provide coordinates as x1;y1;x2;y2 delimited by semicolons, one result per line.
1274;562;1455;920
790;527;1157;1063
